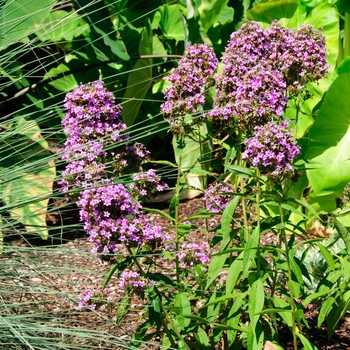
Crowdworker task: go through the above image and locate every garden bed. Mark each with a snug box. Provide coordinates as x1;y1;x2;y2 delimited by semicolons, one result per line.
1;197;350;349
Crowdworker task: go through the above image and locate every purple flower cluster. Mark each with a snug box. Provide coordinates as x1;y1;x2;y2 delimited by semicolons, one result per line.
177;242;211;270
129;169;168;201
204;182;234;213
78;288;95;310
208;20;328;133
242;120;300;177
60;81;168;255
78;286;113;310
119;271;156;295
161;44;219;134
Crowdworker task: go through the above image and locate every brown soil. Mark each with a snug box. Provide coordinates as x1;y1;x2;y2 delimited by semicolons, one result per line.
1;197;350;349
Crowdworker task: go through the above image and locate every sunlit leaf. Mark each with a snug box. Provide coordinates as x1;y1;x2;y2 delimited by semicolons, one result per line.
306;73;350;196
158;4;186;41
122;24;153;126
199;0;229;31
0;0;56;49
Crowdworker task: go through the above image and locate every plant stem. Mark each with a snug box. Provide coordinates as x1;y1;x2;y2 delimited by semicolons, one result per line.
256;170;261;274
293;93;302;142
277;195;298;350
345;12;350;58
237;142;249;242
174;155;182;285
127;247;188;349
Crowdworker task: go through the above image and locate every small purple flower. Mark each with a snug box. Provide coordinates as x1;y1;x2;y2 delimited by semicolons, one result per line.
130;169;168;200
177;242;211;270
78;289;95;310
242;120;300;178
119;271;156;295
204;182;234;213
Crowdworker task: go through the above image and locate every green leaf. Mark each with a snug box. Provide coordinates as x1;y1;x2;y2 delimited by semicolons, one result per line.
289;250;304;286
314;242;335;270
317;296;335;327
199;0;229;31
73;0;129;61
148;160;178;168
169;193;179;220
296;333;318;350
1;118;55;240
303;289;338;306
248;0;298;24
0;0;55;50
182;314;246;332
227;293;247;347
221;196;240;236
225;164;254;178
288;280;301;300
174;292;191;331
158;4;186;41
122;25;153;126
201;292;243;308
226;253;243;294
249;278;265;320
333;217;350;253
195;327;209;349
44;63;77;92
306;74;350;196
336;55;350;75
273;296;293;328
327;290;350;338
336;0;350;13
248;278;265;350
243;226;260;278
36;10;89;42
340;256;350;277
206;252;228;289
3;167;55;240
143;207;175;222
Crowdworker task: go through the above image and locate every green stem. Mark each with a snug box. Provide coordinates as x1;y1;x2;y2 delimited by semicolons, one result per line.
127;247;188;349
256;170;261;274
277;195;298;350
344;12;350;58
293;93;302;142
175;155;182;285
240;176;249;242
237;142;249;242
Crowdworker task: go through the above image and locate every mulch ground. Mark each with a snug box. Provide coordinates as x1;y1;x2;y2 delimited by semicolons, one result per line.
1;197;350;349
